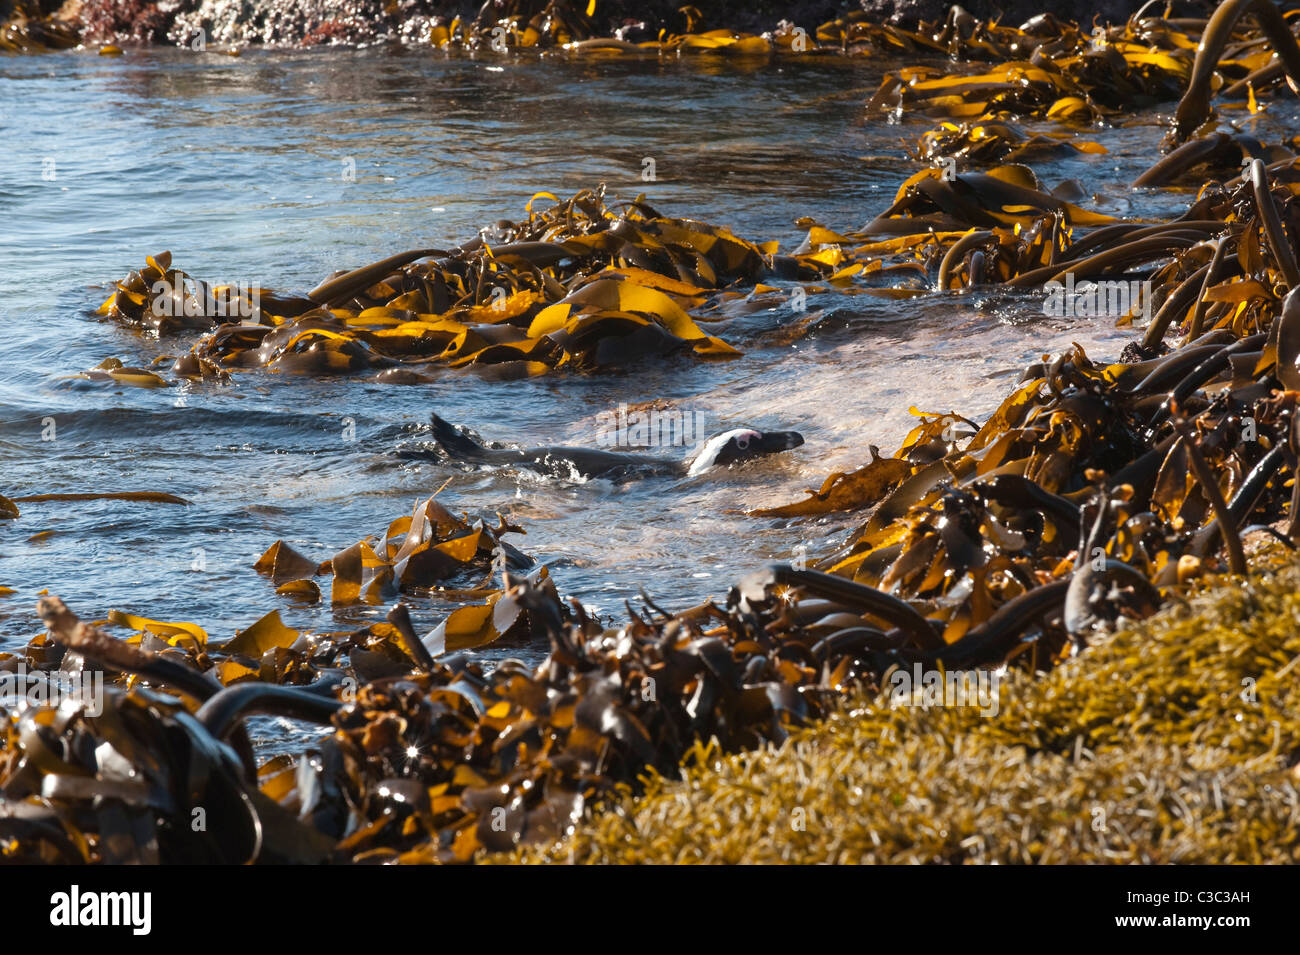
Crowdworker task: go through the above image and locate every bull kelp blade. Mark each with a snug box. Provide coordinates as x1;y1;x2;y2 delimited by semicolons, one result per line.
221;611;300;657
12;491;190;505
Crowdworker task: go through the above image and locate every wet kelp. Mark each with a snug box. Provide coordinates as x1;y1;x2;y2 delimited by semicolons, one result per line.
254;494;534;606
6;485;1052;861
6;565;904;862
512;551;1300;864
85;159;1200;384
0;2;79;51
13;0;1300;863
253;494;566;657
1170;0;1300;144
741;0;1300;667
95;191;789;379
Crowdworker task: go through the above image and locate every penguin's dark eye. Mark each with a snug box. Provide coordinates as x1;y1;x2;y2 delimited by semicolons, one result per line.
736;434;751;450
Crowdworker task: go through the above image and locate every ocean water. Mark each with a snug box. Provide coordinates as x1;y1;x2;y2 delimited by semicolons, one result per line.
0;44;1274;664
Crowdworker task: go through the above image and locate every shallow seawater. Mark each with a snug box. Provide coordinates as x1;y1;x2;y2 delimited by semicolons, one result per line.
1;46;1293;693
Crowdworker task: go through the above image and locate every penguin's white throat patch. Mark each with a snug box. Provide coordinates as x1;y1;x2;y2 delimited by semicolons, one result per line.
687;429;762;476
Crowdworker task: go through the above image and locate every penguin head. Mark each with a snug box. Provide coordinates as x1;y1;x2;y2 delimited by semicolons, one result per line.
687;428;804;476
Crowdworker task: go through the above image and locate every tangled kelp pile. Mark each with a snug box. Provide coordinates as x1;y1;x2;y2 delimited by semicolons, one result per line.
254;494;535;606
756;154;1300;657
4;559;945;861
95;190;807;379
11;0;1300;865
512;550;1300;864
7;485;928;861
731;0;1300;668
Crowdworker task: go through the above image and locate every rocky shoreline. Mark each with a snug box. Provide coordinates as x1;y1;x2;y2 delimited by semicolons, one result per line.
12;0;1178;49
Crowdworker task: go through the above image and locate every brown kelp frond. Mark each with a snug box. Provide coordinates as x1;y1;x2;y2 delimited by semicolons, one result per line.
1170;0;1300;145
8;491;556;697
9;603;326;863
741;148;1300;663
915;121;1109;167
254;493;535;608
0;559;941;862
96;189;781;377
0;2;80;53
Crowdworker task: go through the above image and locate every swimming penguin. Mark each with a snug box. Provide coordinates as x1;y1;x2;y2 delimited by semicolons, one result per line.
422;413;804;481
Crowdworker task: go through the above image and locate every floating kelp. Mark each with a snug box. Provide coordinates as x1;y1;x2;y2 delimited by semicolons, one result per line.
10;491;190;505
1134;130;1296;188
254;494;536;607
2;491;558;701
96;251;266;335
865;163;1118;237
0;489;191;522
73;357;171;389
97;190;786;378
915;121;1108;166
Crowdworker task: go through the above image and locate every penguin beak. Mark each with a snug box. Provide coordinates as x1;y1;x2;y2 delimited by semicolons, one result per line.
759;431;804;453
